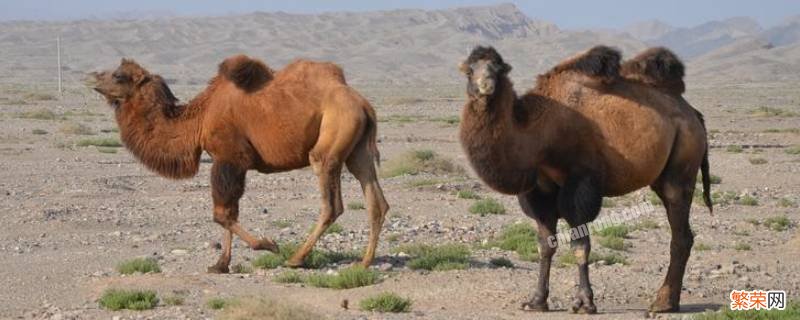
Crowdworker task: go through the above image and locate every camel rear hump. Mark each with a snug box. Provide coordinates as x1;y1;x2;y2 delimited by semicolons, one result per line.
218;54;274;93
621;47;685;95
545;45;622;86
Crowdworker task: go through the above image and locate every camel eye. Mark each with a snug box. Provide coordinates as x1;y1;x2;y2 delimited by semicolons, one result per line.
113;73;128;83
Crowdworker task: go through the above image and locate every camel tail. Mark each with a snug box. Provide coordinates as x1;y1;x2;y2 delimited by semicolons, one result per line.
621;47;685;95
696;110;713;214
363;103;381;167
218;54;274;93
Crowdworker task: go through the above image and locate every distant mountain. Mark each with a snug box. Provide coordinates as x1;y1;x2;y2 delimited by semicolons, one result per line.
646;17;763;58
763;15;800;46
1;4;799;88
623;20;674;41
0;3;644;88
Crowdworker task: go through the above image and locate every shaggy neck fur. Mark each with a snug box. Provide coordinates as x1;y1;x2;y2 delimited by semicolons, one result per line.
115;80;206;179
460;75;540;194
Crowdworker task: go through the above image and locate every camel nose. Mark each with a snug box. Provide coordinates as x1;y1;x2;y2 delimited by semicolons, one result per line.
477;79;495;95
84;72;100;88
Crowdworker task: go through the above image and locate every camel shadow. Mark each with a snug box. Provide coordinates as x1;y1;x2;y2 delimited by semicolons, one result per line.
597;303;723;316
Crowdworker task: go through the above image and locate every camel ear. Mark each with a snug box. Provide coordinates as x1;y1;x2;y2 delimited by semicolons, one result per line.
459;61;470;75
501;62;512;74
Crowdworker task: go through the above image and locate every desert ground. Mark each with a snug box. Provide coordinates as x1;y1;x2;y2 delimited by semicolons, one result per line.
0;76;798;319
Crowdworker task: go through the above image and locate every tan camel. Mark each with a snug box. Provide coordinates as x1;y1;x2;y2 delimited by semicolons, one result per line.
458;46;711;313
88;55;389;273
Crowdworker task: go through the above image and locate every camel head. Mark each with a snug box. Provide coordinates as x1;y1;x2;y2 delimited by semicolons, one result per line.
459;46;512;99
87;59;166;110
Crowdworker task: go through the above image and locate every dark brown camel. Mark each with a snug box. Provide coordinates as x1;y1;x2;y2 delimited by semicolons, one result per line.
458;45;711;313
88;55;389;273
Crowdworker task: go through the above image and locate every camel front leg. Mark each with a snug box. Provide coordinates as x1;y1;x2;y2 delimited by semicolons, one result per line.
570;235;597;314
208;163;278;274
518;189;558;311
286;158;344;267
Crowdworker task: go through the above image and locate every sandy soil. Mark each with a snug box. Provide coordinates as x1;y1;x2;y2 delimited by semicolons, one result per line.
0;82;798;319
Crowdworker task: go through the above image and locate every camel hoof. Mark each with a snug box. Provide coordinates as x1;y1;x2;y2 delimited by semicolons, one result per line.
207;264;229;274
570;298;597;314
253;238;279;253
649;300;679;313
521;301;549;312
284;258;304;268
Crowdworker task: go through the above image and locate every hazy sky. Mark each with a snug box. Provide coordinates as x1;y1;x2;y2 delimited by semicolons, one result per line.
1;0;798;29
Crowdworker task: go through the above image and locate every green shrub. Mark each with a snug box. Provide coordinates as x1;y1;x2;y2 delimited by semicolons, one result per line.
596;225;630;238
381;149;463;178
347;201;365;210
488;223;539;261
748;157;768;165
116;258;161;275
77;137;122;147
778;198;797;208
163;295;185;306
99;289;158;311
764;216;791;231
636;219;660;230
469;198;506;216
456;190;480;199
726;145;743;153
489;257;514;268
274;271;304;284
207;298;228;310
750;106;798;117
786;146;800;155
360;292;412;313
598;236;625;251
734;242;751;251
17;109;58;120
59;122;95;135
231;263;253;274
217;297;321;320
252;243;359;270
306;266;379;289
694;243;712;251
395;244;471;271
736;195;759;206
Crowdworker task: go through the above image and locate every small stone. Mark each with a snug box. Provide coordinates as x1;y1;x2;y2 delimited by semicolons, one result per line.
171;249;188;255
378;262;393;272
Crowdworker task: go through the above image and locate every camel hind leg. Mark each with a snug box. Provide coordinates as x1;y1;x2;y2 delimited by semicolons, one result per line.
286;103;363;267
346;139;389;267
649;167;696;312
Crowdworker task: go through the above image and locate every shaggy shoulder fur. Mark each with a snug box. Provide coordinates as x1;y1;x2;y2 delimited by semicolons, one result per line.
621;47;685;95
544;45;621;86
218;55;274;93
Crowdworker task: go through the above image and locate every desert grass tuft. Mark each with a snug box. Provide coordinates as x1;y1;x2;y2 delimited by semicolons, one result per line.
17;109;58;120
726;145;743;153
163;295;185;306
59;122;95;135
252;243;359;269
595;225;630;238
489;257;515;268
116;257;161;275
347;201;365;210
274;270;304;284
360;292;412;313
734;242;752;251
456;189;480;199
486;222;539;261
207;297;229;310
217;297;321;320
394;243;471;271
77;137;123;148
748;157;767;165
469;198;506;216
764;216;791;231
99;289;158;311
305;266;380;289
381;149;463;178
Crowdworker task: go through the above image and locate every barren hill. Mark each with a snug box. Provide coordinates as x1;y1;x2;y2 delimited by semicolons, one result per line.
1;4;799;89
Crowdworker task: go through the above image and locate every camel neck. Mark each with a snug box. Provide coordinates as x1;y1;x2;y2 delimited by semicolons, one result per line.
115;85;205;179
459;76;535;194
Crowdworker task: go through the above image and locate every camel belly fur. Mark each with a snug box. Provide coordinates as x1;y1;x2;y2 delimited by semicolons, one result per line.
585;100;676;196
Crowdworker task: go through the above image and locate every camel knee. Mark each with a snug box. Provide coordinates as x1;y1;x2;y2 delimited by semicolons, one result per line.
212;205;237;228
538;241;557;260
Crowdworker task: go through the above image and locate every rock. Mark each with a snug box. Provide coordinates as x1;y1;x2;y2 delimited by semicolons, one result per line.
378;263;393;272
171;249;188;255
